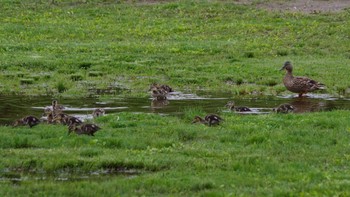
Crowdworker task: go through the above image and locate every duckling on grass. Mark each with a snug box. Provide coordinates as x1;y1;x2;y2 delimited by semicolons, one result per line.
13;116;40;128
68;123;101;136
192;114;223;126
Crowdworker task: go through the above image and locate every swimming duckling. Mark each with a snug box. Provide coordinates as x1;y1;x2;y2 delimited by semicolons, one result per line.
68;123;101;136
13;116;40;128
151;89;167;101
52;100;65;111
192;114;223;126
149;83;174;94
280;61;326;97
225;101;252;112
92;108;105;118
273;103;295;114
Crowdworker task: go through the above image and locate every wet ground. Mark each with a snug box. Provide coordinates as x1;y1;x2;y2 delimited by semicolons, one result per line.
1;91;350;126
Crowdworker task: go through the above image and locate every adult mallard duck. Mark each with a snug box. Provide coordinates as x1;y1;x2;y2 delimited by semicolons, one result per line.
92;108;105;118
13;116;40;128
192;114;223;126
225;101;252;112
68;123;101;136
273;103;294;114
280;61;326;97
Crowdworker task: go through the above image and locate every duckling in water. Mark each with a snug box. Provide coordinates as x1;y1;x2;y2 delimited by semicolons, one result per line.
273;103;295;114
92;108;105;118
151;89;168;101
225;101;252;112
13;116;40;128
280;61;326;97
149;83;174;94
68;123;101;136
192;114;223;126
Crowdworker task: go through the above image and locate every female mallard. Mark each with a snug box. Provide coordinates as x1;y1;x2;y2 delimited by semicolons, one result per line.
225;101;251;112
92;108;105;118
13;116;40;128
273;103;294;113
192;114;223;126
280;61;325;97
68;123;101;136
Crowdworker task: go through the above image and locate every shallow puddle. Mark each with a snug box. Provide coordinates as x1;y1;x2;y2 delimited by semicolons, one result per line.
1;92;350;125
0;167;142;184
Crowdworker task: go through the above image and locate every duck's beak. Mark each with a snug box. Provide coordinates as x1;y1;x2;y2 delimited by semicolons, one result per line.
279;66;285;71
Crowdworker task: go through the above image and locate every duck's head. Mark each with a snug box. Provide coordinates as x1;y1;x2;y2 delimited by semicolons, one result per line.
191;116;204;124
225;101;235;109
280;61;293;72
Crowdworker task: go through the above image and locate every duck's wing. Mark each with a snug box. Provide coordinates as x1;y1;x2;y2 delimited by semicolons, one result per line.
294;76;326;90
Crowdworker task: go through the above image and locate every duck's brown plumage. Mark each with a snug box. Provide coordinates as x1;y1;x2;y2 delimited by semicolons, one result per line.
192;114;223;126
92;108;105;118
281;61;325;97
225;101;252;112
274;103;294;114
13;116;40;128
68;123;101;136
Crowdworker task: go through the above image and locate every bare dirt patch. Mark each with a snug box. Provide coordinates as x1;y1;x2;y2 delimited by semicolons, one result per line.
234;0;350;13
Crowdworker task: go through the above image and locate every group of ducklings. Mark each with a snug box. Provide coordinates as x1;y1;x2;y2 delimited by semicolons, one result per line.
149;83;174;101
13;100;104;136
191;102;295;126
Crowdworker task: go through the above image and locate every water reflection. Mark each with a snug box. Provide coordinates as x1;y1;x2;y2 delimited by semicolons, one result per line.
0;93;349;125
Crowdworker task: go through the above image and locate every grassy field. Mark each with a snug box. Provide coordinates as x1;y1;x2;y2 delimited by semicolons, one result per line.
1;111;350;196
1;0;350;196
0;0;349;97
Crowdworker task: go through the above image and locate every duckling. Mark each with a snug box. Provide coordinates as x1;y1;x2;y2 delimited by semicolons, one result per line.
192;114;223;126
280;61;326;97
151;89;167;101
92;108;105;118
52;113;70;124
13;116;40;128
149;83;174;94
51;100;65;111
68;123;101;136
273;103;295;114
62;116;82;126
225;101;252;112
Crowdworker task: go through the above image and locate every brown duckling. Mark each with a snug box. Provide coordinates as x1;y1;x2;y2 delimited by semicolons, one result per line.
13;116;40;128
192;114;223;126
225;101;252;112
149;83;174;94
62;116;83;126
92;108;105;118
68;123;101;136
273;103;295;114
280;61;326;97
52;113;71;124
151;89;167;101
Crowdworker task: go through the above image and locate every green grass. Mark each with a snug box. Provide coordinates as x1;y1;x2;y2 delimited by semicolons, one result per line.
1;111;350;196
1;0;350;196
0;0;349;97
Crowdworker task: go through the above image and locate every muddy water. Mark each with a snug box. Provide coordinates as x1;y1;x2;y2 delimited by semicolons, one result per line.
1;92;350;125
